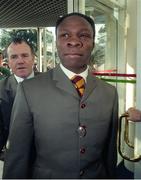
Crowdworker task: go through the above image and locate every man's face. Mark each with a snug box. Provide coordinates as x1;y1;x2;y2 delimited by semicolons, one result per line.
56;15;94;73
8;42;35;78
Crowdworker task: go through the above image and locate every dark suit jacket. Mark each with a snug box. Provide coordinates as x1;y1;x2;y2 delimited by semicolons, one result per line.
0;72;40;152
3;65;118;179
0;75;17;151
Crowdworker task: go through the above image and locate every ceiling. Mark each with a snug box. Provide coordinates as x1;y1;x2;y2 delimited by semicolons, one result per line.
0;0;67;28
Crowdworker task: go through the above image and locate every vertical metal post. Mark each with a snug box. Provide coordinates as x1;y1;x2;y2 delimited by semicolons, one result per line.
37;27;43;72
134;0;141;178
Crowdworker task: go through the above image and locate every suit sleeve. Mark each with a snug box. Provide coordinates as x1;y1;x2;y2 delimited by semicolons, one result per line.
104;88;119;178
0;82;10;152
0;100;5;151
2;83;34;179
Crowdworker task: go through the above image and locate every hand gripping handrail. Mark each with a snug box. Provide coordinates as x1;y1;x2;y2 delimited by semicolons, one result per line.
118;113;141;162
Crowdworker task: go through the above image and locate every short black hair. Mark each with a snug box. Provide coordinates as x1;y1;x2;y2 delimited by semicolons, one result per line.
56;12;95;38
6;37;35;56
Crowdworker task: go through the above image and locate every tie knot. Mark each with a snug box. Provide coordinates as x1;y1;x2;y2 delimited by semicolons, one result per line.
71;75;85;97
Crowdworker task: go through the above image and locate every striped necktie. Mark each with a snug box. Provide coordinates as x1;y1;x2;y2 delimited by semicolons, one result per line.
71;75;85;97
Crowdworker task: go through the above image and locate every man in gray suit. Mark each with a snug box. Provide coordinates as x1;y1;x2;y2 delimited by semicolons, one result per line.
3;13;118;179
0;37;39;160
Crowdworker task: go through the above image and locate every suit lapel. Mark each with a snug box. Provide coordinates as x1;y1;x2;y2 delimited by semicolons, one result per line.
6;72;39;98
5;75;18;100
53;65;80;99
81;72;98;102
52;66;98;100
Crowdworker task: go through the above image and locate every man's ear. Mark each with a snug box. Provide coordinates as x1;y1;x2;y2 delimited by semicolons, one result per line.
8;60;11;69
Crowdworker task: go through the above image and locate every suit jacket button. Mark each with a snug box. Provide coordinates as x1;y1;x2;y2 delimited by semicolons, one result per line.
80;147;86;154
78;125;87;137
80;170;84;176
81;103;86;108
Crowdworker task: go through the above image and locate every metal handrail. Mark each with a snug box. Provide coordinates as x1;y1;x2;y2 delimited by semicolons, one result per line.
118;113;141;162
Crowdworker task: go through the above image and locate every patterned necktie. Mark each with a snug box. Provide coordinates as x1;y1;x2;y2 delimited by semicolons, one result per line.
71;75;85;97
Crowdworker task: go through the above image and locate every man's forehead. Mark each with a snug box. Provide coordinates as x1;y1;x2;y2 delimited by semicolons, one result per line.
8;42;29;48
8;42;31;53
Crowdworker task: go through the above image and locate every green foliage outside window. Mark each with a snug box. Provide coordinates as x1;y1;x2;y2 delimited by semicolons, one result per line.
0;29;37;54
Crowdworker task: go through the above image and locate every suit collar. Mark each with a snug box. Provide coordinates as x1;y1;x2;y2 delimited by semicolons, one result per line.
4;75;18;99
53;65;98;100
60;63;88;82
14;71;35;83
53;65;79;99
5;75;18;89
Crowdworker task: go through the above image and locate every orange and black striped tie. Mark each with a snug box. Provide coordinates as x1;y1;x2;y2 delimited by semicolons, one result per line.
71;75;85;97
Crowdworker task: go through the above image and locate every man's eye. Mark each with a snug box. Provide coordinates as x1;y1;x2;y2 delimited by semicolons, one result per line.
11;55;17;59
80;34;91;38
61;33;69;38
22;54;29;58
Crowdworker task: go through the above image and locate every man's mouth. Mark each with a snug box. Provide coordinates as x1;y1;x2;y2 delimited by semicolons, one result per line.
17;67;26;70
65;53;82;58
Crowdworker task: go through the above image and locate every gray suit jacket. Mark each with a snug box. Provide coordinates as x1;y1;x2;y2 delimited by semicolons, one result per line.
0;72;40;152
3;65;118;179
0;75;17;151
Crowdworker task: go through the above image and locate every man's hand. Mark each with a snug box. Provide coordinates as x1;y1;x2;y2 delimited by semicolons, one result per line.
127;107;141;122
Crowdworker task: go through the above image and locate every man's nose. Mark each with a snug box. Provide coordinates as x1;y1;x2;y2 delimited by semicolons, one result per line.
67;36;82;47
17;56;25;63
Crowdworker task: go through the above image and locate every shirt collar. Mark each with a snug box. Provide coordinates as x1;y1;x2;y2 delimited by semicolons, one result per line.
14;71;34;83
60;63;88;82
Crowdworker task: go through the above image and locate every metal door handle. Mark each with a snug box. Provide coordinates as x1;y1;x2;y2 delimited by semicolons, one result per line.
118;113;141;162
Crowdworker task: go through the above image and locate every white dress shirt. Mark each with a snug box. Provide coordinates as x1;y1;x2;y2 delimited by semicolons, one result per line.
60;64;88;82
14;71;34;83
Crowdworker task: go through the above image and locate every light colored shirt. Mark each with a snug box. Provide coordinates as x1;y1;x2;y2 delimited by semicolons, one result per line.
14;71;34;83
60;64;88;82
